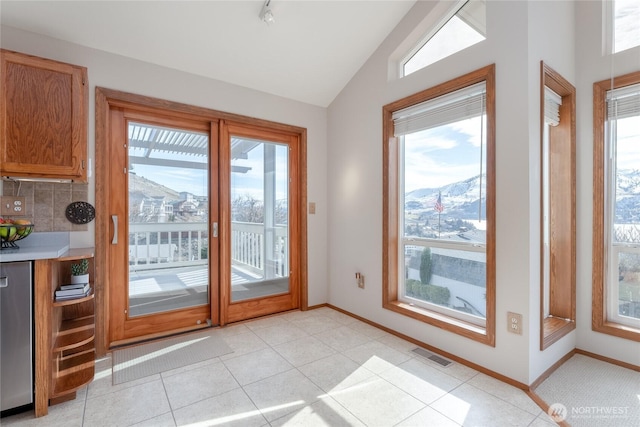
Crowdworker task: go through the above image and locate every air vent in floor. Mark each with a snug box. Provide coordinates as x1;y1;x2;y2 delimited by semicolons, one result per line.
412;347;453;367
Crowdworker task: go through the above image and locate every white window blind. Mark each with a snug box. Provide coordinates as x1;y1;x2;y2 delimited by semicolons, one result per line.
392;82;486;136
607;83;640;120
544;87;562;127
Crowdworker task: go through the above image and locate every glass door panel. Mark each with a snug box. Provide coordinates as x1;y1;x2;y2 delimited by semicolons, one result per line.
128;122;209;316
230;137;289;302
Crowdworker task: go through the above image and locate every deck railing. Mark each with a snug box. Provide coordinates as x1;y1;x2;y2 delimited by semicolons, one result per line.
128;221;288;277
232;221;289;277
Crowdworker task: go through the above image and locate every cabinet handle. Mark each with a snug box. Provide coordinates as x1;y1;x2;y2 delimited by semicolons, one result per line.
112;215;118;244
0;276;7;288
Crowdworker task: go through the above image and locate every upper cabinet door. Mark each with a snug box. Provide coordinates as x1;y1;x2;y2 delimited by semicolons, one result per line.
0;50;88;182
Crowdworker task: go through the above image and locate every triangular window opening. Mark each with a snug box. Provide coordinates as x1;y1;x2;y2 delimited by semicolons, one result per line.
403;0;486;77
614;0;640;53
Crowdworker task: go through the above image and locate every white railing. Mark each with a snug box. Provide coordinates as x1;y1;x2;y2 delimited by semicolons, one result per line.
129;222;207;270
232;221;289;277
128;221;288;277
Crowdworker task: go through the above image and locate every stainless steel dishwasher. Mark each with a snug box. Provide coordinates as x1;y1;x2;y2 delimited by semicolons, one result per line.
0;261;34;415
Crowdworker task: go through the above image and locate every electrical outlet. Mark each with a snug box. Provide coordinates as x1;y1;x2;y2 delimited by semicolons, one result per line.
507;311;523;335
355;272;365;289
1;196;28;216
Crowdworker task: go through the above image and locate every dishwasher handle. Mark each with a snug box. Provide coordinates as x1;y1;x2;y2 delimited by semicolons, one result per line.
0;276;7;288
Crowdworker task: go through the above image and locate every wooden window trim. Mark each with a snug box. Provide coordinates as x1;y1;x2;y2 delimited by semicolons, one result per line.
592;71;640;342
383;64;496;346
540;62;576;350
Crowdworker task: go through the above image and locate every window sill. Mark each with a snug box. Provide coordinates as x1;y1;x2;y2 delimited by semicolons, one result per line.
384;300;495;346
593;319;640;342
541;316;575;350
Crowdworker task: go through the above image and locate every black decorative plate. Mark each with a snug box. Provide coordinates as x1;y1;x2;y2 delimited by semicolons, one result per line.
65;201;95;224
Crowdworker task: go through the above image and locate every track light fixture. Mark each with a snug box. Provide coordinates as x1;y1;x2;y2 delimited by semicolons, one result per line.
259;0;275;25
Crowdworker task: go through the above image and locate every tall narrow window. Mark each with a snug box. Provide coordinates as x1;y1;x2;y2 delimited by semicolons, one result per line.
593;71;640;341
540;62;576;350
403;0;486;77
383;65;495;345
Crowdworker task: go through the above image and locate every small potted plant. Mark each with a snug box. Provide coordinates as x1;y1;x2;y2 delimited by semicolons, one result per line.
70;259;90;284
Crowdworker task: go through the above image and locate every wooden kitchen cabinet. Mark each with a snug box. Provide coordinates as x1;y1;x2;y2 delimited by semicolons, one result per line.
0;49;88;182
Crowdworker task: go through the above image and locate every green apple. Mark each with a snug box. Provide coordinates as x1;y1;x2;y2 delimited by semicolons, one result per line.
14;220;32;236
0;226;15;239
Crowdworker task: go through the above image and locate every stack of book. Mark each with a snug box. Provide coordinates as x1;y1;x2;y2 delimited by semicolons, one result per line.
55;282;91;301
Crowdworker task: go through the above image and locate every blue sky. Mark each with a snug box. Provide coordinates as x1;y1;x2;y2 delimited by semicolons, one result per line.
231;143;288;201
616;116;640;171
130;112;633;201
131;141;288;200
403;116;486;192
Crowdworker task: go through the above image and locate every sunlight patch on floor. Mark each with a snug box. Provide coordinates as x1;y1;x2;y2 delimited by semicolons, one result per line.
181;400;305;426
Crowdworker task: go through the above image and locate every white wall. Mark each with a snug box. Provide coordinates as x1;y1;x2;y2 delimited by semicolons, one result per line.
328;0;536;384
0;25;329;306
574;1;640;367
328;0;639;384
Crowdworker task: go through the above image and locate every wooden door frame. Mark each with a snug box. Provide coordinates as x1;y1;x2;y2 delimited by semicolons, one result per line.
220;121;304;324
107;108;214;346
95;88;308;354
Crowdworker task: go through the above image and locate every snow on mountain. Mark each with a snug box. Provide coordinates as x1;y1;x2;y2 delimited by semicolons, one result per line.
617;169;640;195
616;169;640;222
405;169;640;223
405;174;486;220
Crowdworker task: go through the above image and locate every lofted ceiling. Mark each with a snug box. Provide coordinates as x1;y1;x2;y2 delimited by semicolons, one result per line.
0;0;417;107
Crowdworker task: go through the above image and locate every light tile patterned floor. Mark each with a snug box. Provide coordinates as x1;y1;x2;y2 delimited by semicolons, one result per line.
2;307;557;427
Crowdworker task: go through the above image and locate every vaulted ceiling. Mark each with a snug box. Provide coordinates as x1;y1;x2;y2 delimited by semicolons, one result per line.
0;1;417;107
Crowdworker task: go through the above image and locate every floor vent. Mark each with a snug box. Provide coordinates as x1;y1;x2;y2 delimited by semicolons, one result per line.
412;347;453;367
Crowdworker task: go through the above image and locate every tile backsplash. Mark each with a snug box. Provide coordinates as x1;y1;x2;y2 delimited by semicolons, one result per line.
2;180;90;232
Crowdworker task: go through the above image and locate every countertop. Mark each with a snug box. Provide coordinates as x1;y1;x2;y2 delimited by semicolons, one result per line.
0;232;70;262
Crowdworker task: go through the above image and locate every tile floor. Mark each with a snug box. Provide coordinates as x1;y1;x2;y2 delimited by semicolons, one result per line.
2;307;558;427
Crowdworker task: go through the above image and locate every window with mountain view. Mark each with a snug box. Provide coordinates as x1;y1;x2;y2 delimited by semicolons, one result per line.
593;73;640;340
383;65;495;345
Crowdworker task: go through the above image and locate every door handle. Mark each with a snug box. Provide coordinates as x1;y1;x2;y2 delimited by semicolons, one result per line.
0;276;7;288
213;222;218;238
112;215;118;244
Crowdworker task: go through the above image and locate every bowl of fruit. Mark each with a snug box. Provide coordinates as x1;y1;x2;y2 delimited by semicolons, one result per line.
0;219;34;249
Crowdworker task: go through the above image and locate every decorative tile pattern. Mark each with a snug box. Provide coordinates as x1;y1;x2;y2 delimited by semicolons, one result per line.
2;180;89;231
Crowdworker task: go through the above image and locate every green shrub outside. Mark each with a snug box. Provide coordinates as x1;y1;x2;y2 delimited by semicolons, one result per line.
420;247;432;285
406;278;450;305
619;281;640;302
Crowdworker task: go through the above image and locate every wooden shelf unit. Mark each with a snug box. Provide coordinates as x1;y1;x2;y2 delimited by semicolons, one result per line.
34;248;96;416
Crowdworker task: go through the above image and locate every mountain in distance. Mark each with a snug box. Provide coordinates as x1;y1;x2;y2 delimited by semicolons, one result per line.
616;169;640;222
618;169;640;193
129;172;181;200
405;174;486;221
406;169;640;223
